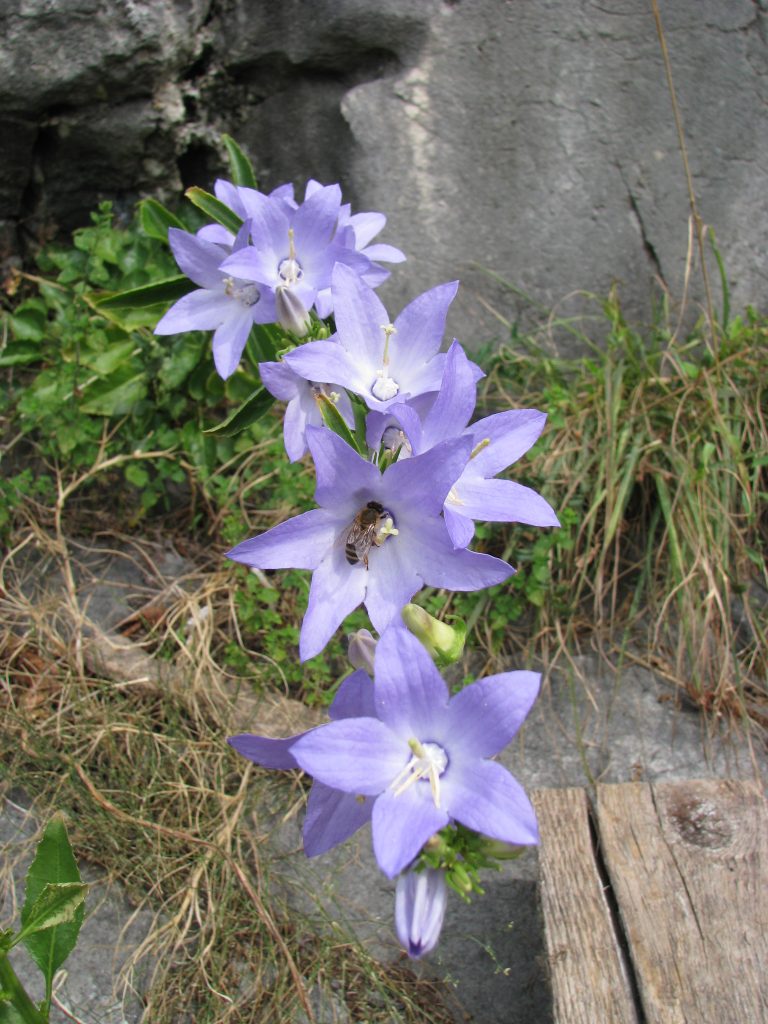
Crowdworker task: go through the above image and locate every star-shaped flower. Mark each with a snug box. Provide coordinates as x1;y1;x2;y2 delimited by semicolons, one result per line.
226;426;513;660
283;264;480;412
291;627;540;877
367;341;560;546
154;222;277;379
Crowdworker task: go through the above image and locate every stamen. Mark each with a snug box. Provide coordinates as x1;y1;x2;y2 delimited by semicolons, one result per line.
470;437;490;460
390;739;447;809
223;277;260;307
277;228;304;286
375;516;399;542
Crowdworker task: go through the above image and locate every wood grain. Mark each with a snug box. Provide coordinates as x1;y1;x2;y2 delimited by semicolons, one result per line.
596;779;767;1024
533;787;639;1024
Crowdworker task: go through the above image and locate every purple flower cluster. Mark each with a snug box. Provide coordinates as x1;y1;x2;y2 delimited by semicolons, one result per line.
157;167;559;960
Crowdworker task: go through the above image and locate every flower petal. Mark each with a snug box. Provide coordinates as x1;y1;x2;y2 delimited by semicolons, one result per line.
372;785;449;878
385;436;472;515
442;759;539;845
154;289;230;334
293;183;342;257
303;782;373;857
285;340;368;397
212;311;252;379
443;504;475;549
226;508;341;571
329;669;376;720
332;263;390;368
443;672;541;758
299;543;367;661
468;409;548;477
292;717;406;794
401;518;515;591
364;541;422;638
452;477;560;527
258;360;301;402
227;733;301;770
168;228;226;289
420;341;478;449
390;281;459;378
373;627;450;737
306;426;382;512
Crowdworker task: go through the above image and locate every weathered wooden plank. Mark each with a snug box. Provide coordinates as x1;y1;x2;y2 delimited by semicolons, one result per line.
533;787;639;1024
596;779;768;1024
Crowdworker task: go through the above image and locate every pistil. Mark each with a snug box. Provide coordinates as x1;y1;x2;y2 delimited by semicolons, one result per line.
371;322;400;401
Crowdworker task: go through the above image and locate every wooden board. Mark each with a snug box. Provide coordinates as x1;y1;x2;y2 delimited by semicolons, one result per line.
533;787;639;1024
596;779;768;1024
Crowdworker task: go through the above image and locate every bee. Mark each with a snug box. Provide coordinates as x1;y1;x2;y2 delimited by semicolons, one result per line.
345;501;395;567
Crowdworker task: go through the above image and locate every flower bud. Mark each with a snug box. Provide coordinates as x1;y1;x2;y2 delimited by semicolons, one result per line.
347;628;377;674
395;868;448;959
275;285;311;337
401;604;466;668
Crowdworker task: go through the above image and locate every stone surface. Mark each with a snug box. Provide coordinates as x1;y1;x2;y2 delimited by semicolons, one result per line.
1;0;766;348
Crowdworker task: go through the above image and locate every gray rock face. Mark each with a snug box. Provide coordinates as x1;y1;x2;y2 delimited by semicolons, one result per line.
1;0;765;349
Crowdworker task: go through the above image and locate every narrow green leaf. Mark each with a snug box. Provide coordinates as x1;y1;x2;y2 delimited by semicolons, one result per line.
245;323;281;365
94;276;195;311
315;392;363;453
21;816;85;1008
138;198;185;242
221;135;258;189
14;884;88;946
185;187;243;236
203;387;274;437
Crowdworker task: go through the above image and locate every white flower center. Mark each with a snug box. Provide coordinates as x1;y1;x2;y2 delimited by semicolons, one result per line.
391;739;448;809
278;227;304;286
223;277;261;307
370;322;399;401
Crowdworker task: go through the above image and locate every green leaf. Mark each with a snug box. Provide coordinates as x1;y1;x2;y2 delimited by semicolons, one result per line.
15;884;88;946
8;305;47;343
203;387;274;437
21;816;85;1008
245;323;280;365
138;198;185;242
185;187;243;236
94;276;195;312
221;135;258;189
0;340;43;367
79;365;148;415
0;999;29;1024
316;392;363;453
80;339;137;377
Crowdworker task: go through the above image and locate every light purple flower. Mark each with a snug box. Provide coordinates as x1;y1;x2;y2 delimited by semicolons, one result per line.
154;223;276;379
395;868;448;959
291;627;540;878
258;359;354;462
283;264;481;412
226;426;513;661
228;669;376;857
218;184;374;325
368;341;560;547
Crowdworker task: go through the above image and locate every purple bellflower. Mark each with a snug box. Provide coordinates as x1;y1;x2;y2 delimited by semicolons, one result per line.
228;669;376;856
291;627;541;878
218;184;375;327
395;868;448;959
258;359;354;463
154;223;277;380
226;426;513;661
283;265;481;413
367;341;560;547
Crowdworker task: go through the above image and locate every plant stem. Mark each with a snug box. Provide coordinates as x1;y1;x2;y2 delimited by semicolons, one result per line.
0;954;48;1024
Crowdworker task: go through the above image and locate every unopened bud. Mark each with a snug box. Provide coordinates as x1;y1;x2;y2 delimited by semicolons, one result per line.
395;868;448;960
401;604;466;668
275;285;311;337
347;628;377;674
478;837;526;861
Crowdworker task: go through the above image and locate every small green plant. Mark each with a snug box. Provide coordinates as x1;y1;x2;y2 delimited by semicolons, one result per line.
0;816;88;1024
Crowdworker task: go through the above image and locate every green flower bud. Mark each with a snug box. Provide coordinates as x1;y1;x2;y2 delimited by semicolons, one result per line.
401;604;466;668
